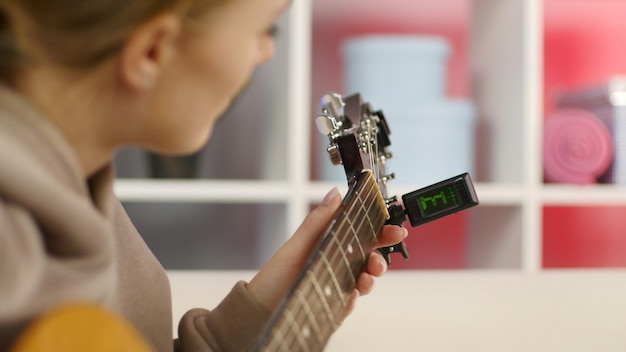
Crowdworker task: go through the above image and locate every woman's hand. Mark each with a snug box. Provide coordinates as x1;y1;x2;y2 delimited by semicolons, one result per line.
248;187;408;316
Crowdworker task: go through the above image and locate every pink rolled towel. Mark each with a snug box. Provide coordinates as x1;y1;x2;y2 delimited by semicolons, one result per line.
543;109;613;184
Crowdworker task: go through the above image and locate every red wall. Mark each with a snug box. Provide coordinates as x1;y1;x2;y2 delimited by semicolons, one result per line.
543;0;626;268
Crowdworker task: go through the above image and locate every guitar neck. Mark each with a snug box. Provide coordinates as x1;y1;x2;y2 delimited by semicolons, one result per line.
253;170;389;351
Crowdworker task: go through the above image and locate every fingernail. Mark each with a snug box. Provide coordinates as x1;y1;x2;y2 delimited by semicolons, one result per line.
402;227;409;239
378;259;387;275
321;187;340;207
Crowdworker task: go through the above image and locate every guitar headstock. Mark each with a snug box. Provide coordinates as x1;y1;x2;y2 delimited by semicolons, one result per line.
316;92;480;265
316;92;409;264
316;93;393;196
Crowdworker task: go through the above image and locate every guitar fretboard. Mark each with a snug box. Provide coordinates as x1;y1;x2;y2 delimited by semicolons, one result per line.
253;170;389;351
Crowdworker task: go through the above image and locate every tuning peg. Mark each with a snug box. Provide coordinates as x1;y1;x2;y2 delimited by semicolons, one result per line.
380;152;393;162
381;173;396;183
321;92;345;118
316;114;341;136
385;195;398;205
326;143;342;166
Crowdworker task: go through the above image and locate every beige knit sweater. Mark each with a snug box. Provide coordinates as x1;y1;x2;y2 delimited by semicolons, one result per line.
0;87;271;351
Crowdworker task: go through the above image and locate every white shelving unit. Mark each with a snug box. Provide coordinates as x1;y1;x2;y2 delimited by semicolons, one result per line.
114;0;626;272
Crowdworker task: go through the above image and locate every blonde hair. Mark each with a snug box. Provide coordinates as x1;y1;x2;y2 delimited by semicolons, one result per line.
0;0;219;84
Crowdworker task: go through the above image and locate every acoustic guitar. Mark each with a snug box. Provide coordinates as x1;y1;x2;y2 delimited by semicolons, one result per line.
251;92;479;351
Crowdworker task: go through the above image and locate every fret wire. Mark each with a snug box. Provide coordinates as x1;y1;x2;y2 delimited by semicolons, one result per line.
270;262;337;350
264;172;388;351
306;198;362;289
308;255;349;322
292;204;381;346
303;276;345;341
321;179;384;295
356;183;385;243
344;183;381;245
265;321;289;351
319;251;347;311
344;214;367;260
330;225;364;289
330;199;365;266
342;188;377;252
274;283;327;352
308;257;344;325
283;306;310;350
309;260;341;306
329;234;356;286
295;287;326;347
303;270;337;332
359;192;379;243
303;263;349;345
326;221;356;311
324;237;354;295
322;210;356;288
323;267;350;316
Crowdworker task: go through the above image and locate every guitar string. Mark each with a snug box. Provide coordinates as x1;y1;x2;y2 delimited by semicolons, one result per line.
264;173;384;350
310;179;379;302
304;179;384;322
283;304;311;350
263;255;340;350
302;271;335;342
265;175;386;349
266;196;368;349
294;281;329;350
262;197;370;351
303;204;384;350
264;179;374;349
365;115;378;187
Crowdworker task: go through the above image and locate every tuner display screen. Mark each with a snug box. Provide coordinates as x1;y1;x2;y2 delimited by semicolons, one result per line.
417;185;459;217
402;173;479;227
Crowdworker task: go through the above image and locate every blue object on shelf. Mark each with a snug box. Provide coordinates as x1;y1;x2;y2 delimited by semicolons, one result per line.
342;34;451;109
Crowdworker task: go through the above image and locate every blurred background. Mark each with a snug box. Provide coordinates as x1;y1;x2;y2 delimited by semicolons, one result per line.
114;0;626;271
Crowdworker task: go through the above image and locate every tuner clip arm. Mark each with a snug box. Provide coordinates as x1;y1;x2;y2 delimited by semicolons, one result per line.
377;241;410;266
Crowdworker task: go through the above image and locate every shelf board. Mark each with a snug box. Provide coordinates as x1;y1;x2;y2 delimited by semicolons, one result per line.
541;184;626;206
116;179;626;207
115;179;526;205
305;182;524;206
114;179;291;203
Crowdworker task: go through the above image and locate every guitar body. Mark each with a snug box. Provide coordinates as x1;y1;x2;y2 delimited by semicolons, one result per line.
10;304;152;352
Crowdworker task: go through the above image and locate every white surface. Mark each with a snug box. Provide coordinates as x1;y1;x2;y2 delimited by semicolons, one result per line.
168;270;626;351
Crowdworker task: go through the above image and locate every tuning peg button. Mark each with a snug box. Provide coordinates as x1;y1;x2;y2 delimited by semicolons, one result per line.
381;173;396;183
316;114;341;136
321;92;345;118
380;152;393;162
327;143;342;166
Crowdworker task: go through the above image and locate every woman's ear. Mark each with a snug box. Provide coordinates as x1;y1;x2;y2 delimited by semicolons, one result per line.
118;12;182;90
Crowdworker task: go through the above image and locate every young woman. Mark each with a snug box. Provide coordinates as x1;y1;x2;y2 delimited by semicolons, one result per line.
0;0;407;350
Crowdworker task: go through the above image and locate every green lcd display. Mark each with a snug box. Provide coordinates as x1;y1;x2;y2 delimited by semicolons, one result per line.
418;186;459;217
401;173;479;227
